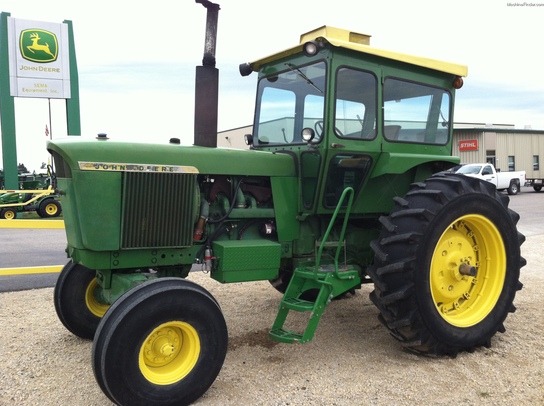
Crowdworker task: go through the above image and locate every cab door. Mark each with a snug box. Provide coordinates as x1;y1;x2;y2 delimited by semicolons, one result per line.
319;66;380;211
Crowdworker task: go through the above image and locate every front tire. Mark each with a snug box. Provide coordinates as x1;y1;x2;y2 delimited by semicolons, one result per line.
367;174;525;356
0;208;17;219
92;278;228;406
54;261;109;339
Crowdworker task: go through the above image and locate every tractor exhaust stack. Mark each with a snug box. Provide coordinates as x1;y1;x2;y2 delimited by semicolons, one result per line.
194;0;220;148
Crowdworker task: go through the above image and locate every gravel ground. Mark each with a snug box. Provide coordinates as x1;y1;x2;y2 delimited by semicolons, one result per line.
1;235;543;406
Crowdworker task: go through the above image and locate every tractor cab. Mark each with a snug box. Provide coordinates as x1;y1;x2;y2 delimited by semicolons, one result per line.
241;26;467;214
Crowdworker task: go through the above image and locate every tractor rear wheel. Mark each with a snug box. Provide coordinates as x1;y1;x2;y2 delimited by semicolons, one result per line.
92;278;228;406
54;261;109;339
37;198;61;217
367;174;525;356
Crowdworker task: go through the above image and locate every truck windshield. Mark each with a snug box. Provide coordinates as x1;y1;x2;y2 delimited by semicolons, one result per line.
254;61;326;145
457;165;482;175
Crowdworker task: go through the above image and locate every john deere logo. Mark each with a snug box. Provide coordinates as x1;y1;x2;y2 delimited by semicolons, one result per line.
19;29;58;63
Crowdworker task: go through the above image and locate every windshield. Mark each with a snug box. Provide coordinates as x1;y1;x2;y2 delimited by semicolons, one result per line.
456;165;482;175
253;61;326;145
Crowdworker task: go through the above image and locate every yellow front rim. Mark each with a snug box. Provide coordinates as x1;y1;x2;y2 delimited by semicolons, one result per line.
4;210;16;220
139;321;200;385
45;203;58;215
85;279;109;317
430;214;506;327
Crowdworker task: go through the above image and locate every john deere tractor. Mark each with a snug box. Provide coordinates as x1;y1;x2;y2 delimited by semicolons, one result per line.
48;2;525;405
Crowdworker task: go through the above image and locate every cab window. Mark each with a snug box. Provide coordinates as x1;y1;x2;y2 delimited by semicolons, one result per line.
383;78;451;145
334;68;377;139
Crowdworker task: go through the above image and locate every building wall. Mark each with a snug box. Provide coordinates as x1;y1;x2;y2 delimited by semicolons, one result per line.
452;128;544;180
496;132;543;178
217;126;252;149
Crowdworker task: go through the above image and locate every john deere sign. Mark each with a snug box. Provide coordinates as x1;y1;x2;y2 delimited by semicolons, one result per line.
7;18;70;98
20;29;58;63
0;12;80;192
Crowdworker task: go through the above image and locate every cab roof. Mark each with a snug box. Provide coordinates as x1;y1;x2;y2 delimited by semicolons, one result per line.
250;26;468;77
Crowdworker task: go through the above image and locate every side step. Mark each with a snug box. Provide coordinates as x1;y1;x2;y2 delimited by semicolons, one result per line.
269;266;360;344
270;187;358;344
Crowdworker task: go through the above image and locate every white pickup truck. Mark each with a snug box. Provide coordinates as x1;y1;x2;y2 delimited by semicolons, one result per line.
456;163;526;195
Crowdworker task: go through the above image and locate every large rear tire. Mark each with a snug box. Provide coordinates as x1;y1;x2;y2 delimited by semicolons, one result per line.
367;174;525;356
92;278;228;406
37;198;61;217
54;261;109;339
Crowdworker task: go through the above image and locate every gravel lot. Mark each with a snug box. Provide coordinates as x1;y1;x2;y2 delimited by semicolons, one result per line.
1;234;543;406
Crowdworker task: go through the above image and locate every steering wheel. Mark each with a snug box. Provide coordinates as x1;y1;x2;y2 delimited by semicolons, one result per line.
314;120;343;137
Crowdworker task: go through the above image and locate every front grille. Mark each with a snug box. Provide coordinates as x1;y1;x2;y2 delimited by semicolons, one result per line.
121;172;197;248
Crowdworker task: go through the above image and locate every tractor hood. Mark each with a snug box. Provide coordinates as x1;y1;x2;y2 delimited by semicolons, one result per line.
47;137;296;178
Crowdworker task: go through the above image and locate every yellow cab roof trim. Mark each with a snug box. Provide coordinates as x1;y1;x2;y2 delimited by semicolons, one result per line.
251;26;468;78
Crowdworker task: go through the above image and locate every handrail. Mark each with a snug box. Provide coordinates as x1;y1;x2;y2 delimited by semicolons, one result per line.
314;187;355;277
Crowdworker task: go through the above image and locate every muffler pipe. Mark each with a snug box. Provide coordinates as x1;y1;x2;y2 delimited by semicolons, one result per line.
194;0;220;148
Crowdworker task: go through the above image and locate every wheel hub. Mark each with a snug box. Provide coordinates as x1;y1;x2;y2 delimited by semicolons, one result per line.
139;321;201;385
144;328;181;366
430;215;506;327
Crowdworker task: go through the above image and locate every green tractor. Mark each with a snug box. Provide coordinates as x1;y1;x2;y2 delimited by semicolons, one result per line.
0;182;61;219
48;2;525;405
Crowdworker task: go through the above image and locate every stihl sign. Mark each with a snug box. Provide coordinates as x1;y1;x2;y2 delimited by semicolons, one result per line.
459;139;478;151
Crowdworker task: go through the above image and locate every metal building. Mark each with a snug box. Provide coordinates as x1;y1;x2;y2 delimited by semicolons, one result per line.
453;123;544;190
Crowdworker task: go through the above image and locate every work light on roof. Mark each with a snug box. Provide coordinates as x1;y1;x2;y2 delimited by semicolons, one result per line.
303;41;320;57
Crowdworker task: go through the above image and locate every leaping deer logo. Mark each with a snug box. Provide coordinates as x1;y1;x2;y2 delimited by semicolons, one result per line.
27;33;55;59
20;29;58;63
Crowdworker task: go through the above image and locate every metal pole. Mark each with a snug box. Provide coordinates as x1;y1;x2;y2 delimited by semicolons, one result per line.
48;98;52;140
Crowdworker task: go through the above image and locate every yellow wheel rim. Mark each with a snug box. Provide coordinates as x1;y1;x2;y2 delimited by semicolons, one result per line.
85;278;109;317
430;214;506;327
45;202;58;215
4;210;16;220
139;321;200;385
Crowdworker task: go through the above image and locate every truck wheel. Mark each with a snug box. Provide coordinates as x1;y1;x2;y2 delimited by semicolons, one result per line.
54;261;109;339
533;185;542;192
38;198;61;217
507;180;519;195
92;278;227;406
367;174;525;356
0;208;17;219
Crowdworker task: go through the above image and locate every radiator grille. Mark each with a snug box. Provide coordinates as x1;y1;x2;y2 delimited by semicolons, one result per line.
121;172;197;248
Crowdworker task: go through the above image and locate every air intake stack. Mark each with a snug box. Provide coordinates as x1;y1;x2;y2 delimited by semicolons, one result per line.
194;0;220;148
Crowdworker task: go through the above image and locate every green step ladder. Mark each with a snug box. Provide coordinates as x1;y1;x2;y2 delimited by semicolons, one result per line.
270;187;361;344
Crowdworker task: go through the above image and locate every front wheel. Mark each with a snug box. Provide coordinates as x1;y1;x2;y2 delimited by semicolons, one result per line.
54;261;109;339
92;278;228;406
0;208;17;219
367;174;525;356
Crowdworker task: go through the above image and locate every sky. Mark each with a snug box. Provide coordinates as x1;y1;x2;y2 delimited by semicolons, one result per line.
1;0;544;172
